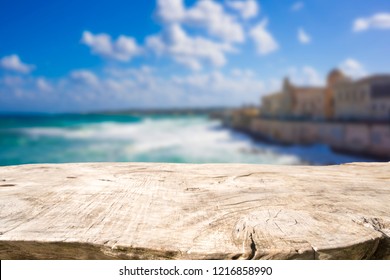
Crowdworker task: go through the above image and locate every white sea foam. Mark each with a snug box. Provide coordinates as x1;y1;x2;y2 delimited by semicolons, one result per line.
17;117;368;165
21;122;139;140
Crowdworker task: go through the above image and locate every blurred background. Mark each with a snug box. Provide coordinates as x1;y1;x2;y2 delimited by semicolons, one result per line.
0;0;389;166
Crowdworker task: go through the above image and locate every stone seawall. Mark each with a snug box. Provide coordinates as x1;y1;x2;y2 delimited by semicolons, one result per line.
250;119;390;159
0;162;389;260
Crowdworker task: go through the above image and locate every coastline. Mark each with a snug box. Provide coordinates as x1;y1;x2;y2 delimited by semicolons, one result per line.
214;111;390;161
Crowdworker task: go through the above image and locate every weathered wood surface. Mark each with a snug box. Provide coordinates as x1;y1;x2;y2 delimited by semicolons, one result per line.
0;162;389;260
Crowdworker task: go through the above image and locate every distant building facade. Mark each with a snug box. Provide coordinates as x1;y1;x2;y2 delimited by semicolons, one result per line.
333;75;390;121
291;86;325;120
324;69;351;119
260;92;284;118
260;79;296;119
261;77;326;120
226;69;390;159
230;106;260;130
260;69;390;122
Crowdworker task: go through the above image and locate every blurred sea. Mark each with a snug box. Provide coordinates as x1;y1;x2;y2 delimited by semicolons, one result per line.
0;114;371;166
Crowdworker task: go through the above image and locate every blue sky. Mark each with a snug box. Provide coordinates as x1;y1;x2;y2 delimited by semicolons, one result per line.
0;0;389;112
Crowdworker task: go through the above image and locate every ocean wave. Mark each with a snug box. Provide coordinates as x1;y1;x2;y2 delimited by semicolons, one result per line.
17;122;138;140
3;116;369;165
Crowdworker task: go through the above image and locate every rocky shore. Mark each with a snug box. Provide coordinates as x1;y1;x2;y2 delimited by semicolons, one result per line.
0;162;389;259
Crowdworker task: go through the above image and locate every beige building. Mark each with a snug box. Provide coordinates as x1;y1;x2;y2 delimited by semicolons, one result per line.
260;78;295;119
287;70;351;120
253;69;390;159
260;92;284;118
291;86;325;120
261;69;390;122
324;69;351;119
260;77;326;120
365;76;390;121
333;75;390;121
230;106;260;130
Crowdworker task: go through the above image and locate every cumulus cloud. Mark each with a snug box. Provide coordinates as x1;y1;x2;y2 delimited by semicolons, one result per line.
146;24;235;70
353;13;390;32
249;19;279;55
226;0;259;19
186;0;245;42
81;31;141;61
0;75;59;110
173;70;262;90
36;78;53;92
302;66;322;85
288;66;323;86
171;70;265;105
1;75;24;87
298;28;311;44
70;70;100;86
156;0;186;22
291;2;304;12
157;0;245;43
231;68;255;78
1;65;266;111
150;0;247;69
339;58;367;79
0;54;35;73
267;78;282;92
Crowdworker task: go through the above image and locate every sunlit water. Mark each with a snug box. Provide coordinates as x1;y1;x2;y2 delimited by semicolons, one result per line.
0;114;371;166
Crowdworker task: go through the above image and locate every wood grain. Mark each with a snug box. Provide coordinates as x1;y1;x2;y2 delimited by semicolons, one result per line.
0;162;389;259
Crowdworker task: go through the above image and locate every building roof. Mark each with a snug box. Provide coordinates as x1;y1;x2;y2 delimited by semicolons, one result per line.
292;86;324;95
327;69;352;85
333;74;390;88
328;69;344;77
262;92;283;100
354;74;390;85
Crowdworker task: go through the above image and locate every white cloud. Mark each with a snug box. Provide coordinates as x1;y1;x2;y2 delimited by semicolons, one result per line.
267;78;282;92
249;19;279;55
353;13;390;32
149;68;260;105
1;65;266;111
1;75;24;87
339;58;367;79
0;75;58;107
226;0;259;19
156;0;186;22
70;70;100;86
302;66;322;85
146;24;235;70
231;68;255;78
151;0;246;69
298;28;311;44
156;0;245;43
171;70;264;104
36;78;53;92
105;65;155;79
291;2;304;12
81;31;141;61
288;66;323;86
186;0;244;43
0;54;35;73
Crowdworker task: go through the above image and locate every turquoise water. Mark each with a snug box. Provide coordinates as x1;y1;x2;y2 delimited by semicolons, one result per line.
0;114;370;166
